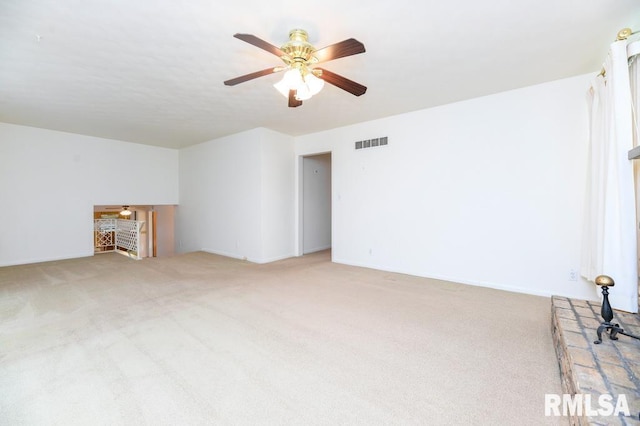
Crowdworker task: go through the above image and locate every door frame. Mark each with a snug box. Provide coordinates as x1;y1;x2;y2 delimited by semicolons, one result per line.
296;151;332;256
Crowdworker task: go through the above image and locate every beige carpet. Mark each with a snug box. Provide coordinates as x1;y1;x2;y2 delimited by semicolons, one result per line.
0;251;567;425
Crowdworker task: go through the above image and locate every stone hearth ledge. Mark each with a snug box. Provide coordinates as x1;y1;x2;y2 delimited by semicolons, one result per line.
551;295;640;425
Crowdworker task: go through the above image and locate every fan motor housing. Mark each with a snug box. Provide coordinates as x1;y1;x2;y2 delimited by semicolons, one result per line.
281;29;317;64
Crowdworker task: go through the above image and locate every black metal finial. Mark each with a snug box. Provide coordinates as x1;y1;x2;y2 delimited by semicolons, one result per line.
596;275;615;325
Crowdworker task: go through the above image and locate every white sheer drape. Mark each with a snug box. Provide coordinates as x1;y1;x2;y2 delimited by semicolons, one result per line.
630;42;639;149
581;40;638;313
630;41;640;312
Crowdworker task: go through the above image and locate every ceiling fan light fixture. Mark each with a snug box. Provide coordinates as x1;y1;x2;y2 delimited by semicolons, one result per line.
273;67;324;100
305;72;324;96
295;84;313;101
274;68;302;98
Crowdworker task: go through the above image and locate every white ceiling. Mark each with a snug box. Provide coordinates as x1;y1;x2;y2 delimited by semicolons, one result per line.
1;1;639;149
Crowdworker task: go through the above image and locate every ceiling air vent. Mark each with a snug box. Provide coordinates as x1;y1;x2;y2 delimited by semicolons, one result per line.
355;136;388;150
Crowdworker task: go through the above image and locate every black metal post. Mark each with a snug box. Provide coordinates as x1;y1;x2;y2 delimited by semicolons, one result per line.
594;275;640;344
594;280;620;344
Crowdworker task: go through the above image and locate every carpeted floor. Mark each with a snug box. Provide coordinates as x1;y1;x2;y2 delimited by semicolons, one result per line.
0;250;567;425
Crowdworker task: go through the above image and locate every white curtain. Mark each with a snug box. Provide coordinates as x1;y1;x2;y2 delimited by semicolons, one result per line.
630;41;640;312
631;41;639;145
581;39;638;313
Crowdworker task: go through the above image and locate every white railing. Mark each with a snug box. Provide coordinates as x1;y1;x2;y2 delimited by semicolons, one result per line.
94;219;116;252
94;219;145;260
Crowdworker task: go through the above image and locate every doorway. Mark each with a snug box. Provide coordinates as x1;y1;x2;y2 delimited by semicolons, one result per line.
301;153;332;254
93;205;176;258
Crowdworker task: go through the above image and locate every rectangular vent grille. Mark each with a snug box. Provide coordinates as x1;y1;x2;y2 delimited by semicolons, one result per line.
355;136;388;150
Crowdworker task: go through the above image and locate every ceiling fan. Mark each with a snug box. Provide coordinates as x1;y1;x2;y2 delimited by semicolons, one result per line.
224;29;367;107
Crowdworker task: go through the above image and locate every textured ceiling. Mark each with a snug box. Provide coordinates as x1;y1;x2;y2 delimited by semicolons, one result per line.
1;0;639;149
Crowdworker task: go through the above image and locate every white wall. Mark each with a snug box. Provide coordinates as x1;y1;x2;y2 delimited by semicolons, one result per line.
295;73;598;301
0;123;179;266
259;129;296;262
302;154;332;254
177;128;294;263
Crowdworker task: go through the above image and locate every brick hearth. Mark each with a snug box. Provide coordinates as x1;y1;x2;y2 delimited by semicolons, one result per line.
552;296;640;425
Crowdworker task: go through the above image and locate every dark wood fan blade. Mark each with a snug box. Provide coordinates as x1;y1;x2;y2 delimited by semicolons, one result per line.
288;89;302;108
314;38;365;63
224;67;280;86
315;68;367;96
233;33;285;57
